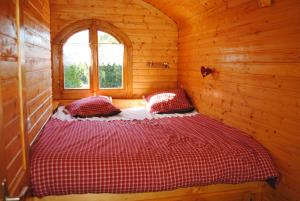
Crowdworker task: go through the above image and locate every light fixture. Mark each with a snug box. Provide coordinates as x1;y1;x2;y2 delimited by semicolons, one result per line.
201;66;214;77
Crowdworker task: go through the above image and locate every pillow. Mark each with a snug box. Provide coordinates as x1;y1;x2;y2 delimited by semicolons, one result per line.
65;96;121;117
144;89;194;114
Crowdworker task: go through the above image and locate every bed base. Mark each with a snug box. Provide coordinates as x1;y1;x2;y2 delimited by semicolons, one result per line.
29;181;264;201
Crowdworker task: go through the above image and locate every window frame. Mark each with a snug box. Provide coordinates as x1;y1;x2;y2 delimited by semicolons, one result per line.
52;19;133;99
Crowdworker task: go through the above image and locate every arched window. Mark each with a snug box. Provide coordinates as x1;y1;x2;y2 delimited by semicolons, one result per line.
52;20;132;99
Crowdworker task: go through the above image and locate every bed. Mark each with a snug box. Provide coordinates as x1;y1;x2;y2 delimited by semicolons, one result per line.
30;103;278;200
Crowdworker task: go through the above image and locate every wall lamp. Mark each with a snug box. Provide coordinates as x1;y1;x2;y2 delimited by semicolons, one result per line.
201;66;215;78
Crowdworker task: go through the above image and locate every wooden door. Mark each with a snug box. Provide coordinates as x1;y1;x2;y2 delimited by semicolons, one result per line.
0;0;28;198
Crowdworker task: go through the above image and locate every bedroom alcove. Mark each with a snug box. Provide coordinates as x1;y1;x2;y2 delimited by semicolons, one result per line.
0;0;299;201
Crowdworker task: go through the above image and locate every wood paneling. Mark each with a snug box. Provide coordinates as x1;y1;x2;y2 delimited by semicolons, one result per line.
0;0;51;196
23;0;52;144
143;0;300;201
50;0;178;99
0;0;26;196
52;19;133;99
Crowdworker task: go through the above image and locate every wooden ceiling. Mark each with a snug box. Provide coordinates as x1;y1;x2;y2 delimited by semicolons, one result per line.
143;0;270;26
143;0;207;25
142;0;236;27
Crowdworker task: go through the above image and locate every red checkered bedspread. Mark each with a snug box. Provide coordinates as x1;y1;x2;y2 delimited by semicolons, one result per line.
30;114;278;196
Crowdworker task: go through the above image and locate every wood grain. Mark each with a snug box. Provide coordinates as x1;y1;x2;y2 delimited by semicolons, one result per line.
2;0;299;201
0;0;51;196
0;0;26;196
258;0;272;8
50;0;178;100
52;19;133;99
29;181;263;201
144;0;300;200
23;0;52;145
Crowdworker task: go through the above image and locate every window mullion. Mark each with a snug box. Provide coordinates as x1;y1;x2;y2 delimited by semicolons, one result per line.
90;23;98;94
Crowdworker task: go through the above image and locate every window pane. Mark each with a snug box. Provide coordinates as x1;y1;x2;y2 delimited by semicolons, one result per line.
63;30;90;89
98;31;119;44
98;31;124;89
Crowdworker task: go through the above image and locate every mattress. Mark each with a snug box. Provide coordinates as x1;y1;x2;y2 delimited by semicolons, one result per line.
30;112;278;196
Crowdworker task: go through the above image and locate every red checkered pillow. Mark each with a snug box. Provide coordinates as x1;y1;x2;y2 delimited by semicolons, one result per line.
65;96;121;117
144;89;194;114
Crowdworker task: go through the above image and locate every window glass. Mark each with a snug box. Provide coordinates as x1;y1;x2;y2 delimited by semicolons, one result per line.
98;31;124;89
63;30;91;89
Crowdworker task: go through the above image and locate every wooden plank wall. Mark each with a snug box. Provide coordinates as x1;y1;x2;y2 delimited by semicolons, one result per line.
23;0;52;144
144;0;300;201
0;0;51;195
50;0;178;98
0;0;27;195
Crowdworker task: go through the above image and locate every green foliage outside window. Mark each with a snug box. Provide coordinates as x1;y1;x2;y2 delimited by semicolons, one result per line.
99;63;122;88
64;62;122;89
64;63;89;89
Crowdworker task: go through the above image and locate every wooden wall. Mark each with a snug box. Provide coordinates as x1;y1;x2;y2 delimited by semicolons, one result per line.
0;0;51;196
23;0;52;144
50;0;178;99
0;0;26;195
145;0;300;201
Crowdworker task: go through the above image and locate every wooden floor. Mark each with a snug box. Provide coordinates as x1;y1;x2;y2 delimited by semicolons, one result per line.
29;182;264;201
